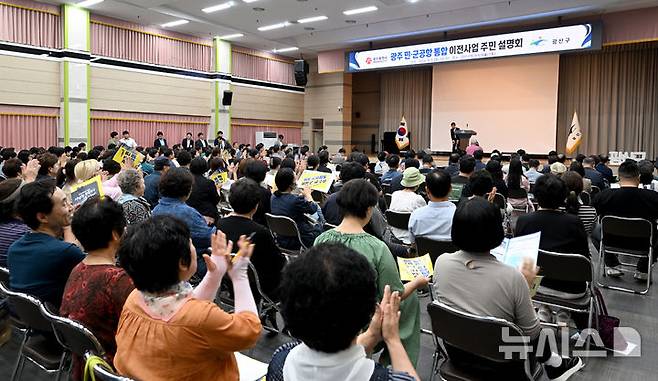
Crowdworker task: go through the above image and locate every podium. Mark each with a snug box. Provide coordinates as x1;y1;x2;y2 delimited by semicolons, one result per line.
382;131;410;154
456;130;477;151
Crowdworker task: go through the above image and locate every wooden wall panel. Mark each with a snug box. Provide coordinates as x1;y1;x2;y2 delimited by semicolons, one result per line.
90;66;212;116
0;54;59;107
230;84;304;122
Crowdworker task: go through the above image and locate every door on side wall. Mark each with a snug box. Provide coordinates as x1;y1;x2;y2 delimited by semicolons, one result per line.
311;118;324;152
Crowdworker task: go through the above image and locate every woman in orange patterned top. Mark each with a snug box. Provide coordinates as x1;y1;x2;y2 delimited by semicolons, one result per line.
114;216;262;381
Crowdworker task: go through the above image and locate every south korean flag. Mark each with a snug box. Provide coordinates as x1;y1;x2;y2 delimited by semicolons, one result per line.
396;116;410;150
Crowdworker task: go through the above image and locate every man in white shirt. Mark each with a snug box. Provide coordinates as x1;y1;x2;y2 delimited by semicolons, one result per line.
119;130;137;149
195;132;208;151
408;170;456;243
389;167;427;244
373;151;389;175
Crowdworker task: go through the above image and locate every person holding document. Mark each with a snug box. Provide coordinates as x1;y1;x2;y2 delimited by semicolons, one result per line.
433;198;584;381
515;174;589;327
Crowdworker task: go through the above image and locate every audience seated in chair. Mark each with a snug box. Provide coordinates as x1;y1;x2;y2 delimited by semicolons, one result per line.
217;178;286;303
389;168;427;244
142;156;172;209
316;150;333;174
186;157;221;225
267;243;419;381
568;161;592;194
442;153;460;178
0;179;30;268
60;197;135;381
152;167;216;277
485;159;509;197
242;159;272;226
8;179;84;309
374;151;390;175
505;158;535;212
325;161;414;256
116;169;151;225
391;159;420;193
350;152;382;193
639;160;658;191
595;155;615;185
114;216;261;380
433;198;584;380
451;155;475;197
583;156;607;189
515;174;590;326
315;179;427;365
408;170;455;243
419;154;434;175
591;160;658;280
525;159;543;185
270;168;325;249
561;171;597;235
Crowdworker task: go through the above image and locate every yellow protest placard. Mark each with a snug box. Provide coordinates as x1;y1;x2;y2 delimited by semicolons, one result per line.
70;175;105;206
397;254;434;282
297;170;334;193
112;146;144;168
209;171;229;189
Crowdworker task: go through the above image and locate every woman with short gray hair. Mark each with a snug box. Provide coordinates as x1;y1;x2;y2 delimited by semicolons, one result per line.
117;169;151;225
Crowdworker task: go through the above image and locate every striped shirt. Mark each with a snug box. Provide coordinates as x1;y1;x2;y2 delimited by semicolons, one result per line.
0;219;30;267
560;205;598;235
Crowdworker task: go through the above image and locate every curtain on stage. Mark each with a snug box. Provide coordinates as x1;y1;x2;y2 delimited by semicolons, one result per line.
557;41;658;158
379;68;432;151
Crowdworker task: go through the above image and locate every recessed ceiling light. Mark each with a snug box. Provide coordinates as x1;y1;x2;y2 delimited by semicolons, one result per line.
258;21;289;31
297;15;328;24
161;19;189;28
219;33;244;39
243;0;259;3
77;0;104;7
202;1;235;13
343;6;378;16
272;47;298;53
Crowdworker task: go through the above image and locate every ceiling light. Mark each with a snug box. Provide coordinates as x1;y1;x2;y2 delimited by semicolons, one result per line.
258;22;289;31
219;33;244;39
297;15;328;24
272;47;298;53
161;20;189;28
77;0;104;7
243;0;259;3
343;6;378;16
202;1;235;13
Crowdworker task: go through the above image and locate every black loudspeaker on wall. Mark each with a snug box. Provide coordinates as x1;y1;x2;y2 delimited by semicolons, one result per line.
222;90;233;106
294;59;309;86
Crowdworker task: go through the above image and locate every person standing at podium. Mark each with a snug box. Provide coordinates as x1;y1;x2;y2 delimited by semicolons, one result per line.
450;122;459;153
